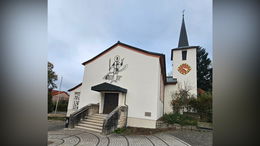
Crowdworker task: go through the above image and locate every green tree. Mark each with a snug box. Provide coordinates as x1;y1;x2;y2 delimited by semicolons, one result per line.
48;62;58;113
48;62;58;89
189;92;212;122
197;47;212;91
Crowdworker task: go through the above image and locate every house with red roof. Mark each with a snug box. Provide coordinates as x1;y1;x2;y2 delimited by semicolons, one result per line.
51;90;70;102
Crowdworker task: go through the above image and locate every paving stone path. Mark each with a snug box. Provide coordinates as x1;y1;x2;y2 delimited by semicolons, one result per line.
48;129;191;146
48;120;212;146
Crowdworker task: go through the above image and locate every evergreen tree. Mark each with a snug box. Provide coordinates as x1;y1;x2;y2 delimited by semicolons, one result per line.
48;88;54;113
197;47;212;91
48;62;58;89
48;62;58;113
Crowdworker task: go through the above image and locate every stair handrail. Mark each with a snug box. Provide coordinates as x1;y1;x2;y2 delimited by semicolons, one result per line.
68;103;98;128
102;105;128;134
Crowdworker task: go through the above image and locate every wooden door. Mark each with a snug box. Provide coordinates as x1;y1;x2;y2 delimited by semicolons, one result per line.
103;93;119;114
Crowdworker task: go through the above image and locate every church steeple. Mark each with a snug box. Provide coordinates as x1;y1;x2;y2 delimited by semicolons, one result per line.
178;10;189;47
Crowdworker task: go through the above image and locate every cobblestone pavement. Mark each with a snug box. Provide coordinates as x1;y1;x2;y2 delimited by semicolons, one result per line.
48;129;191;146
48;121;212;146
168;130;212;146
48;120;65;131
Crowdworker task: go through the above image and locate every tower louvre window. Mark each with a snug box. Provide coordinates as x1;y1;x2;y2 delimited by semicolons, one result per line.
182;50;187;60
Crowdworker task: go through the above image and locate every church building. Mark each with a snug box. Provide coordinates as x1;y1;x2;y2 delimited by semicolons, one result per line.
66;15;198;134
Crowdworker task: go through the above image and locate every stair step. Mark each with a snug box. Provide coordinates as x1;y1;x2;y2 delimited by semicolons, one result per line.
78;123;102;129
81;121;104;126
94;114;108;117
89;114;107;118
75;126;102;133
86;116;106;121
84;119;104;123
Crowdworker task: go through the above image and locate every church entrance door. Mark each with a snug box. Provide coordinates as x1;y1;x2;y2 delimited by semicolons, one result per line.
103;93;119;114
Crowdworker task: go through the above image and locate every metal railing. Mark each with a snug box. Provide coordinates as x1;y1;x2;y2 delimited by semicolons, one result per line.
68;103;99;128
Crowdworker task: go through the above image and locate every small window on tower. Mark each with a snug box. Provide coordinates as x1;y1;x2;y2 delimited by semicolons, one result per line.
182;50;187;60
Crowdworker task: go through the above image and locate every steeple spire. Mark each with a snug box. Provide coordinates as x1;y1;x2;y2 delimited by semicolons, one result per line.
178;10;189;47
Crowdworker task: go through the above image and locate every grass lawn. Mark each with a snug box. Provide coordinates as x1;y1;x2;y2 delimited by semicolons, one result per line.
48;113;66;121
48;116;66;121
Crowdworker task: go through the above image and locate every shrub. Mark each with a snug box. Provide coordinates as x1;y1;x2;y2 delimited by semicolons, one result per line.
57;100;68;112
189;92;212;122
52;100;68;112
171;85;195;114
48;89;54;113
162;113;197;126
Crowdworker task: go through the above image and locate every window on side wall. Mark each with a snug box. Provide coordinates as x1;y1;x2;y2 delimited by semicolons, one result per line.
182;50;187;60
73;92;80;110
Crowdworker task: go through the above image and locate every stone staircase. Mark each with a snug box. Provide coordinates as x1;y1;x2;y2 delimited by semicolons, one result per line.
75;114;107;133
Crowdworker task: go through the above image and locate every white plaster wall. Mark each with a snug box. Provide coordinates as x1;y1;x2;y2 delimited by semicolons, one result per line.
118;93;126;106
156;63;164;119
127;117;157;129
99;93;104;114
79;45;161;124
164;84;178;113
172;48;197;96
66;86;82;117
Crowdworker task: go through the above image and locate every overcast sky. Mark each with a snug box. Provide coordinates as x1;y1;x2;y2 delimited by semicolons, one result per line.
48;0;212;91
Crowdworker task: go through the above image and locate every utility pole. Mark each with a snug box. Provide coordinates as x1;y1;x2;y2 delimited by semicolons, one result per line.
54;76;63;114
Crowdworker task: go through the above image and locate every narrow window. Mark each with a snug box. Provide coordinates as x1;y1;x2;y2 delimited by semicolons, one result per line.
182;50;187;60
73;92;80;109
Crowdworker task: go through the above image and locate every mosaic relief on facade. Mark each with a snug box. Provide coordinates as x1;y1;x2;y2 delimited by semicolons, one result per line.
103;55;128;83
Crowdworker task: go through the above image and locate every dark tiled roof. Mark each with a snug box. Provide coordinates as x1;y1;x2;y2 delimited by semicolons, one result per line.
166;76;177;84
91;82;127;93
178;16;189;47
68;83;82;92
82;41;164;65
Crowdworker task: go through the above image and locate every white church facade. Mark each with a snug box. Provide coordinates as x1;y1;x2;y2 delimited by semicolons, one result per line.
66;16;198;133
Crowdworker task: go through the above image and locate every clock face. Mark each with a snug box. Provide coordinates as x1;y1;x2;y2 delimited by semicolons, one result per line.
178;63;191;75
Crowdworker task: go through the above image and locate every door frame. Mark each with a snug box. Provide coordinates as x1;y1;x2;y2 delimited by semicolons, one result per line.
99;92;126;114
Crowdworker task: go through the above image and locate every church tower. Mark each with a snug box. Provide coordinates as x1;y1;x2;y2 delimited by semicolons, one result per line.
171;12;198;96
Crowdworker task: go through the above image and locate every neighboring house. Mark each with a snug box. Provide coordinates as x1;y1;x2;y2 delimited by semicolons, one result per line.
51;90;70;102
66;15;198;133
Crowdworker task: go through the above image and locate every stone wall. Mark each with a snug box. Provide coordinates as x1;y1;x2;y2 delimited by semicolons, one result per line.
88;104;99;115
117;106;128;128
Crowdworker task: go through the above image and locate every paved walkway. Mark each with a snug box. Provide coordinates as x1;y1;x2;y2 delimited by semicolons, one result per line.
48;120;212;146
48;129;191;146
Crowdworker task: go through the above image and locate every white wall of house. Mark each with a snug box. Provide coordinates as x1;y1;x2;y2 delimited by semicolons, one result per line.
172;48;197;96
66;85;82;117
164;84;178;113
79;45;162;128
156;64;164;119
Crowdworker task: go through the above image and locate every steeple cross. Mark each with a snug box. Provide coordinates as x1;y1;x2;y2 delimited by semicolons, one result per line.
182;9;185;17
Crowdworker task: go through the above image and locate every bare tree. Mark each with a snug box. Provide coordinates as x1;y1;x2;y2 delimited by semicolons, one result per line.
171;83;195;114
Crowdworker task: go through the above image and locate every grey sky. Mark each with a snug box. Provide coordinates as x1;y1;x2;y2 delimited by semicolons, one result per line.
48;0;212;91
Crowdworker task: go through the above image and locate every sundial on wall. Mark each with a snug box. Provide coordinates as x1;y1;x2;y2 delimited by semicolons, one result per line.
178;63;191;75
